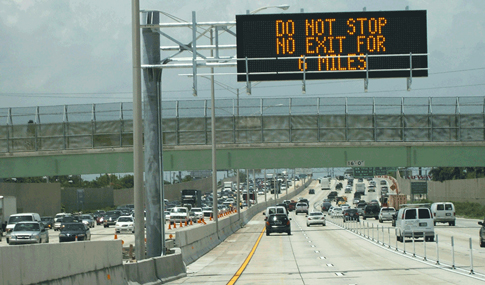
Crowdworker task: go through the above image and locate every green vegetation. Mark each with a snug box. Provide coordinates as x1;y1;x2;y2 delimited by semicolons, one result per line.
414;199;485;219
429;167;485;182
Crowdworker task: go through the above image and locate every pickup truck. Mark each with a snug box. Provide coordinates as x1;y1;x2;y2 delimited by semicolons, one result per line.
169;207;189;224
295;202;309;215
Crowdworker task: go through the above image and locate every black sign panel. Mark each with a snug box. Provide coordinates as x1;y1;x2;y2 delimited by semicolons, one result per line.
236;10;427;81
411;182;428;194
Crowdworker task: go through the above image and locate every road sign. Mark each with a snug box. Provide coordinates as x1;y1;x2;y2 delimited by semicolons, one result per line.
353;167;373;178
347;160;365;167
411;181;427;195
374;167;397;175
236;10;428;82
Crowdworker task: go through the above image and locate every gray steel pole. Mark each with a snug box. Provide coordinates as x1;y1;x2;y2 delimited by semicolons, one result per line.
264;169;267;202
246;169;249;207
237;169;240;220
132;0;145;260
253;169;256;204
142;11;162;258
209;24;219;239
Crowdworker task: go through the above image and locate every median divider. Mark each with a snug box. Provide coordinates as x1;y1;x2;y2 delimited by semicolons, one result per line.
175;179;313;265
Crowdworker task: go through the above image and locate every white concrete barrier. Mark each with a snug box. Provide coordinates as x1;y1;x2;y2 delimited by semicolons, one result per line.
1;240;126;285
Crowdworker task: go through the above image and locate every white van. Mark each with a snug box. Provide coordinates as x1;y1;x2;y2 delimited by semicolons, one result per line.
430;202;455;226
6;213;41;233
263;206;287;220
395;207;434;242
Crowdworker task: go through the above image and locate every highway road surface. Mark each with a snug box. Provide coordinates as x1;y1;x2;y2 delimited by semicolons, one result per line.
168;179;485;284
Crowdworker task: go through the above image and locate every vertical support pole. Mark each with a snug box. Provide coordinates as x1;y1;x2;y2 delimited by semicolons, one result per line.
91;104;96;148
63;105;68;150
120;103;124;147
407;52;412;91
469;237;474;274
395;228;399;251
209;26;219;238
372;224;374;241
289;98;292;143
373;97;377;142
403;231;406;254
430;97;434;141
260;98;264;143
401;97;404;142
35;106;40;151
237;169;240;220
246;169;250;207
176;100;180;145
253;169;256;204
302;56;306;93
264;169;267;202
345;98;348;141
132;0;145;260
457;97;461;141
142;10;162;257
364;53;369;92
317;97;320;142
6;108;12;152
245;57;251;94
451;236;455;269
388;227;391;248
191;11;197;96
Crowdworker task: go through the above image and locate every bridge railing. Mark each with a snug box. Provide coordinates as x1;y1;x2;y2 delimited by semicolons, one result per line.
0;96;484;153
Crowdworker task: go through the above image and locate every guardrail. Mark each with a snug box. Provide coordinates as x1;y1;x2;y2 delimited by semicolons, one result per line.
328;217;485;280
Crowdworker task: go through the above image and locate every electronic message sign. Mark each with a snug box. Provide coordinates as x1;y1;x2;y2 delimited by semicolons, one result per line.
236;10;427;82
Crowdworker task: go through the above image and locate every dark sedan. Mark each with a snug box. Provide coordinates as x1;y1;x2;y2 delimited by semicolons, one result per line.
266;214;291;236
41;216;54;229
343;209;360;222
321;202;332;212
103;210;122;228
59;223;91;242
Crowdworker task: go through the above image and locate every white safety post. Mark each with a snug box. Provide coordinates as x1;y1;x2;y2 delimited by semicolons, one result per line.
388;227;391;248
423;234;427;261
436;234;440;265
395;228;399;252
469;238;474;274
412;232;416;257
451;236;455;269
403;232;406;254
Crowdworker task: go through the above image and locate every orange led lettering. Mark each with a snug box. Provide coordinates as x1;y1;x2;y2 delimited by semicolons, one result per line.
329;54;337;71
367;36;376;52
328;36;335;53
298;55;307;71
316;19;325;35
357;18;367;34
377;35;386;52
357;54;366;70
325;18;336;35
318;55;323;71
347;18;356;35
378;17;387;34
315;37;327;54
306;19;314;36
347;53;356;70
276;38;285;55
276;20;295;55
276;20;284;37
306;37;315;54
368;18;378;34
357;35;365;52
338;55;346;70
286;20;295;36
336;36;346;53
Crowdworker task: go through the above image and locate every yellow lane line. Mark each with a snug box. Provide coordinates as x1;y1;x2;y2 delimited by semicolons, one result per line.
227;226;266;285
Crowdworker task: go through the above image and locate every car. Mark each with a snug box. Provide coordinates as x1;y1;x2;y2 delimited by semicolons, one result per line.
343;209;360;222
363;204;380;220
288;201;297;212
169;207;189;224
380;180;387;186
164;211;170;221
266;214;291;236
478;218;485;248
40;216;54;229
115;216;135;234
295;202;309;215
341;204;350;211
80;214;96;228
430;202;455;226
309;189;315;194
306;212;326;226
202;207;213;218
191;207;204;220
264;206;288;220
345;186;352;193
321;202;332;212
7;221;49;245
395;206;434;242
368;186;376;192
380;186;388;195
298;198;310;206
378;207;396;223
59;222;91;242
103;210;122;228
331;207;343;217
327;191;338;200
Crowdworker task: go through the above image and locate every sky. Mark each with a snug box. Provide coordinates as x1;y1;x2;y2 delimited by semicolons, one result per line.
1;0;485;109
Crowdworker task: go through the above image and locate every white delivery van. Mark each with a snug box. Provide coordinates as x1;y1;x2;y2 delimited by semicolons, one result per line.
395;206;434;242
430;202;455;226
6;213;41;234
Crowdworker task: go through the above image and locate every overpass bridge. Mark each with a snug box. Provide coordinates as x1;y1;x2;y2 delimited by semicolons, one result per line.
1;96;485;178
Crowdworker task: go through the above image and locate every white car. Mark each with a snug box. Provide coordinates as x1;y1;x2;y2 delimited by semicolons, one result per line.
331;207;343;217
115;216;135;234
191;207;204;220
306;212;326;227
169;207;189;224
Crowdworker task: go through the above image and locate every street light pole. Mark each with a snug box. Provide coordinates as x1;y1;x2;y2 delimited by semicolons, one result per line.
210;27;219;239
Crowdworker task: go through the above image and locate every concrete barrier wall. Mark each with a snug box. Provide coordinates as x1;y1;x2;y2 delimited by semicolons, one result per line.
124;248;186;284
1;240;126;285
175;179;312;265
396;172;485;205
